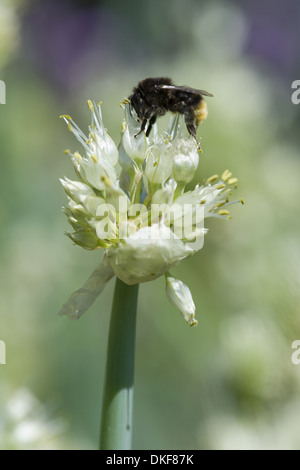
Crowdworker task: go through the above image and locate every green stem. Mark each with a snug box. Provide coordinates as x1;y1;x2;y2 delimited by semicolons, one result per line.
174;181;186;200
100;278;139;450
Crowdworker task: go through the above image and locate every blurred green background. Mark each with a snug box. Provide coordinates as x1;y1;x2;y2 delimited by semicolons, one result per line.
1;0;300;450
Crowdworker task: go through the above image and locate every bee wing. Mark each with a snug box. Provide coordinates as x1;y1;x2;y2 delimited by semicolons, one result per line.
159;84;213;97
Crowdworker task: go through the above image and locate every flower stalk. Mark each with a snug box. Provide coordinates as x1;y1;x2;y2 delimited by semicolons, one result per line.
100;278;139;450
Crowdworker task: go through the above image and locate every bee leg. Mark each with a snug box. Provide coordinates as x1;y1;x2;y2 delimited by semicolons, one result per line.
145;115;157;137
134;118;147;138
185;117;201;150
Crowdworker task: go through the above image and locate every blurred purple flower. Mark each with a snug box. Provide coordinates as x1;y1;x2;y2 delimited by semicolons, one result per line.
242;0;300;77
22;0;131;91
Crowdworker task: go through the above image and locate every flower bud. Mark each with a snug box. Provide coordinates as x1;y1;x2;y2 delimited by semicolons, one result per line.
67;229;102;250
122;104;147;163
165;273;198;326
106;224;193;285
144;139;174;184
172;139;199;183
60;177;95;204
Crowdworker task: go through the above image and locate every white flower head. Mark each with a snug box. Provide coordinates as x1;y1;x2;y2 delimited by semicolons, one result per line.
59;100;242;324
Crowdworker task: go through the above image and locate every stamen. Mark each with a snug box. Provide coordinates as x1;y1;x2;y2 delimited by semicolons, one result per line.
74;151;82;161
101;175;111;187
221;169;232;181
207;174;219;183
60;114;72;121
87;100;94;111
228;177;238;185
218;209;230;216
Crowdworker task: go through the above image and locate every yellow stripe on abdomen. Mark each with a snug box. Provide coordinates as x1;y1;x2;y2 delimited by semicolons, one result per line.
195;100;208;126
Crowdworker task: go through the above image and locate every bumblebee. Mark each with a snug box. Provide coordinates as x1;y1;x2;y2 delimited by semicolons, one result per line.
128;77;213;148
